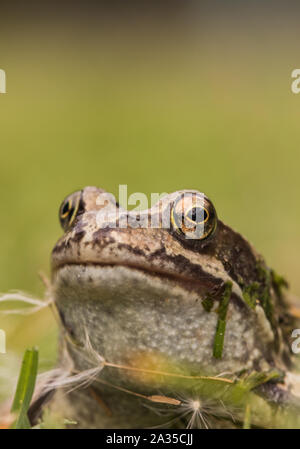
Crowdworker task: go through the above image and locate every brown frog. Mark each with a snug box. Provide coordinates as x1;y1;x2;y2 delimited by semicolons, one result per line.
30;187;297;428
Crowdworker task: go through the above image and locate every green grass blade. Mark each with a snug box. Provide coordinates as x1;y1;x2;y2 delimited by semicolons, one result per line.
11;347;39;429
213;282;232;359
243;403;251;429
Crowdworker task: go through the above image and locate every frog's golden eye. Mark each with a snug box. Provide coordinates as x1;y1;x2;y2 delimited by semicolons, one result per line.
59;191;84;231
171;192;217;240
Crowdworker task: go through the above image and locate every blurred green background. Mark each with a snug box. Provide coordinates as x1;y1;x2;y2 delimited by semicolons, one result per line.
1;3;300;400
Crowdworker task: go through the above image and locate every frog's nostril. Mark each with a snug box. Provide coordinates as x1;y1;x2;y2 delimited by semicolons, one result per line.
73;230;86;243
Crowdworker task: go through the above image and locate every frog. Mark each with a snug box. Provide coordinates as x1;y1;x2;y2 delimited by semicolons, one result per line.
28;186;298;428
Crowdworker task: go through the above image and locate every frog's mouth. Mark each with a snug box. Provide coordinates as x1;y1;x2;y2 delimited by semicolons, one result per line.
52;263;221;328
52;260;225;297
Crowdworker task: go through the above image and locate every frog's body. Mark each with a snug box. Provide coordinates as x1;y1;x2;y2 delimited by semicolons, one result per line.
31;187;296;428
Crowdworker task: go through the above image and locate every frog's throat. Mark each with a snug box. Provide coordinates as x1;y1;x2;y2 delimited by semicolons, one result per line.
52;265;275;384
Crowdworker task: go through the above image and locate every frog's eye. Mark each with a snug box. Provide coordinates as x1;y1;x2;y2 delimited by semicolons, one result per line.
59;191;84;231
171;192;217;240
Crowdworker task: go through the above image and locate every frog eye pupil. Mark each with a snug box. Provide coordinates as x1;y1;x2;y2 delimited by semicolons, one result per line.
62;202;70;215
187;207;207;223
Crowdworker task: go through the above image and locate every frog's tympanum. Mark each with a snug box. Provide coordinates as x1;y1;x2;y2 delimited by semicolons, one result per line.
29;187;298;428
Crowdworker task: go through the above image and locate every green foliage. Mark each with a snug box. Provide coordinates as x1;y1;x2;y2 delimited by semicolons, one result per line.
271;270;289;300
11;348;38;429
243;404;251;429
148;362;300;428
256;264;273;323
242;283;259;309
213;282;232;359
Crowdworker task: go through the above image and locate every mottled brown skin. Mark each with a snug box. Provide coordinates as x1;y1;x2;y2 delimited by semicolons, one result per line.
37;187;295;428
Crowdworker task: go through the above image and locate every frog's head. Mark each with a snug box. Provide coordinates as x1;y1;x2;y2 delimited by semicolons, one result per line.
51;187;293;382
